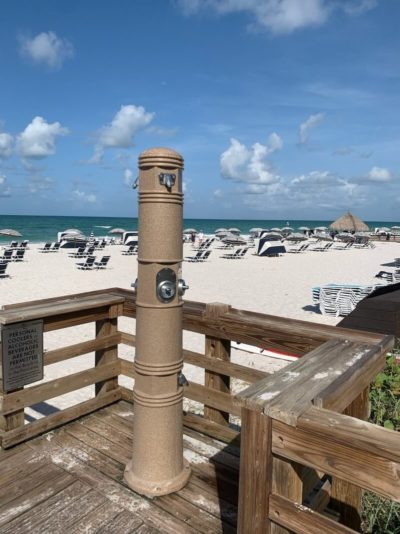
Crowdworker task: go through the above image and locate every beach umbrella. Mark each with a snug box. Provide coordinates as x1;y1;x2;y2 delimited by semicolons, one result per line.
391;225;400;230
228;227;241;234
286;232;307;241
262;232;282;239
249;227;263;233
378;227;390;232
62;228;82;235
298;226;310;231
109;228;126;235
282;226;294;231
270;227;282;232
329;212;369;232
214;228;227;233
183;228;198;234
0;228;22;237
222;233;247;245
316;233;333;241
314;226;328;231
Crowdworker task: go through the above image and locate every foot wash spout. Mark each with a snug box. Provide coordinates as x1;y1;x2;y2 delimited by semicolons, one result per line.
124;147;191;496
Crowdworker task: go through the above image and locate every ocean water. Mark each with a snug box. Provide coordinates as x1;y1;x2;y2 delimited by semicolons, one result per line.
0;214;398;243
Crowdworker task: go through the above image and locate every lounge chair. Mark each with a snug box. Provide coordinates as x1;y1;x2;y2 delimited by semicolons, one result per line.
122;245;137;256
195;250;212;262
0;249;14;262
286;243;309;253
17;240;29;250
10;241;18;248
221;248;243;259
76;256;96;270
185;251;204;262
68;247;86;258
0;262;10;278
12;249;26;262
94;256;110;269
38;242;52;253
48;242;61;252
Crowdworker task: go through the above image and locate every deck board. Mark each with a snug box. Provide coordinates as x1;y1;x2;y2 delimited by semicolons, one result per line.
0;401;239;533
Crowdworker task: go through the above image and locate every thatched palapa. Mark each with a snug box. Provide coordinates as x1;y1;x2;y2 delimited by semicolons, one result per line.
330;212;369;232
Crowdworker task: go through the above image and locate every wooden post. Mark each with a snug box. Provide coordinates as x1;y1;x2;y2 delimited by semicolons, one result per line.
271;458;304;533
203;302;231;425
94;304;120;396
238;408;273;533
330;387;370;530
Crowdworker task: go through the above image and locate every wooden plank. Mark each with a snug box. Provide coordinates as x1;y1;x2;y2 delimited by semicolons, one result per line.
236;339;382;425
1;362;120;414
50;429;125;481
33;436;200;533
29;489;107;533
269;494;355;534
95;305;119;396
119;331;136;346
184;349;268;383
184;381;241;417
183;411;240;445
120;358;135;378
329;388;369;531
116;392;240;447
237;409;273;533
0;480;91;534
68;504;126;534
0;294;124;325
313;336;393;412
204;302;232;426
271;419;400;502
1;288;124;310
271;457;304;534
43;307;112;332
1;389;121;448
0;470;74;527
44;333;121;366
95;509;143;533
308;478;331;513
118;340;268;383
298;405;400;464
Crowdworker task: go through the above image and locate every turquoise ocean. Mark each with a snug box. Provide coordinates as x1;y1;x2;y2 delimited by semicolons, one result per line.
0;214;398;243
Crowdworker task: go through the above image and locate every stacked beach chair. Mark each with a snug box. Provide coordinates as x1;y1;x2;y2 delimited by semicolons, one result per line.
312;283;381;317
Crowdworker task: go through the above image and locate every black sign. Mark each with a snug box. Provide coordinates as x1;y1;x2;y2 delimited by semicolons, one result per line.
1;320;43;392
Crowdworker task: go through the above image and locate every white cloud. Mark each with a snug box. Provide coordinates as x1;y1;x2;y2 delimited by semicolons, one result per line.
72;189;97;203
91;104;155;163
17;116;69;159
0;174;11;197
177;0;377;33
213;188;223;198
220;134;282;184
28;176;55;193
367;166;392;182
343;0;377;16
178;0;329;33
124;168;134;187
18;31;74;69
0;131;13;159
298;112;324;145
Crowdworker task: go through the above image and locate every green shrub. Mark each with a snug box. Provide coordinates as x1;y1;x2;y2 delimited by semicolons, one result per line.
361;351;400;533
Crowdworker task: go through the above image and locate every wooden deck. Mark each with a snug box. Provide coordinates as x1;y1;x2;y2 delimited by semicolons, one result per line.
0;400;239;533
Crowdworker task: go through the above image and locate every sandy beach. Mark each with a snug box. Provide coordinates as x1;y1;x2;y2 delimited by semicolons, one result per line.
1;239;398;419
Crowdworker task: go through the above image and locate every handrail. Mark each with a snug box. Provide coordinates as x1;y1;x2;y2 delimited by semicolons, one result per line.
0;287;398;534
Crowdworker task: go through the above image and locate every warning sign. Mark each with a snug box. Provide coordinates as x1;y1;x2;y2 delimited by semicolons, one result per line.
1;320;43;392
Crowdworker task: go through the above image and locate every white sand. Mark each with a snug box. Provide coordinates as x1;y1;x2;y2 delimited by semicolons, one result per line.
1;240;397;419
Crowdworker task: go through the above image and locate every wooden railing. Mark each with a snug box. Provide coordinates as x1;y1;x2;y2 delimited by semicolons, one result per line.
0;288;398;533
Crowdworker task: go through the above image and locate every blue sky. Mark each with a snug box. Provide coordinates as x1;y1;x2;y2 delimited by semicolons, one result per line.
0;0;399;220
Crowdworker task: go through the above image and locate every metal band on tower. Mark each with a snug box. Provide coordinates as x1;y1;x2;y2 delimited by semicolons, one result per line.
124;147;191;496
